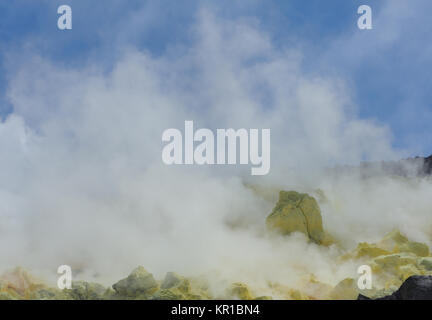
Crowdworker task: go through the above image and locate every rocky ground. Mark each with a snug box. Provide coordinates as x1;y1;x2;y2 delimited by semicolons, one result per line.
334;154;432;178
359;275;432;300
1;187;432;300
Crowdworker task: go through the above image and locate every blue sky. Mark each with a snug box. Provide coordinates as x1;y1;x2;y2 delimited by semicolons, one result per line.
1;0;431;156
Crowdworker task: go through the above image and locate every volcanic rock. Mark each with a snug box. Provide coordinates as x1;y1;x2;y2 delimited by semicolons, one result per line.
359;275;432;300
266;191;330;244
379;229;429;257
65;281;106;300
329;278;359;300
152;272;202;300
228;282;254;300
112;266;159;298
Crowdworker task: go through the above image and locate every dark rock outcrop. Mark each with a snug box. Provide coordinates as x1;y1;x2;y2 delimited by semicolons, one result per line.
424;155;432;175
358;275;432;300
334;154;432;178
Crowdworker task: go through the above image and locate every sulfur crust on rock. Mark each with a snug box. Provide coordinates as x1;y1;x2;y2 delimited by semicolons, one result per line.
226;282;255;300
112;266;159;299
352;243;391;259
329;278;359;300
152;272;207;300
266;191;333;245
419;257;432;271
378;229;430;257
300;275;333;300
64;281;106;300
341;229;432;299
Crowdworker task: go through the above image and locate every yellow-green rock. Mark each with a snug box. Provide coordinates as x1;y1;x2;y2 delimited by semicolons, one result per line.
329;278;359;300
379;229;429;257
398;265;422;281
288;289;309;300
227;282;253;300
373;253;418;270
152;272;203;300
353;242;391;258
302;275;334;299
266;191;329;244
112;266;159;298
419;257;432;271
152;289;185;300
254;296;273;300
64;281;106;300
25;284;72;300
161;272;183;290
400;242;429;257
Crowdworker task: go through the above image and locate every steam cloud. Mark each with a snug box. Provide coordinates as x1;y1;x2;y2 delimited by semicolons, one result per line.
0;8;430;296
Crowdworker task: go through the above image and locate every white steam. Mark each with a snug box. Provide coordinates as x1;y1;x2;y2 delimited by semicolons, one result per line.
0;9;430;294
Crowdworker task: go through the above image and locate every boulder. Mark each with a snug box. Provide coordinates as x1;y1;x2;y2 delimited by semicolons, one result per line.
112;266;159;298
161;272;183;289
65;281;106;300
266;191;329;244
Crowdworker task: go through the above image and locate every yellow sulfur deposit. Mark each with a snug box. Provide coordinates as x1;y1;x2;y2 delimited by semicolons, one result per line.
112;266;159;298
266;191;332;245
153;272;206;300
352;243;391;259
379;229;430;257
329;278;358;300
227;282;254;300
